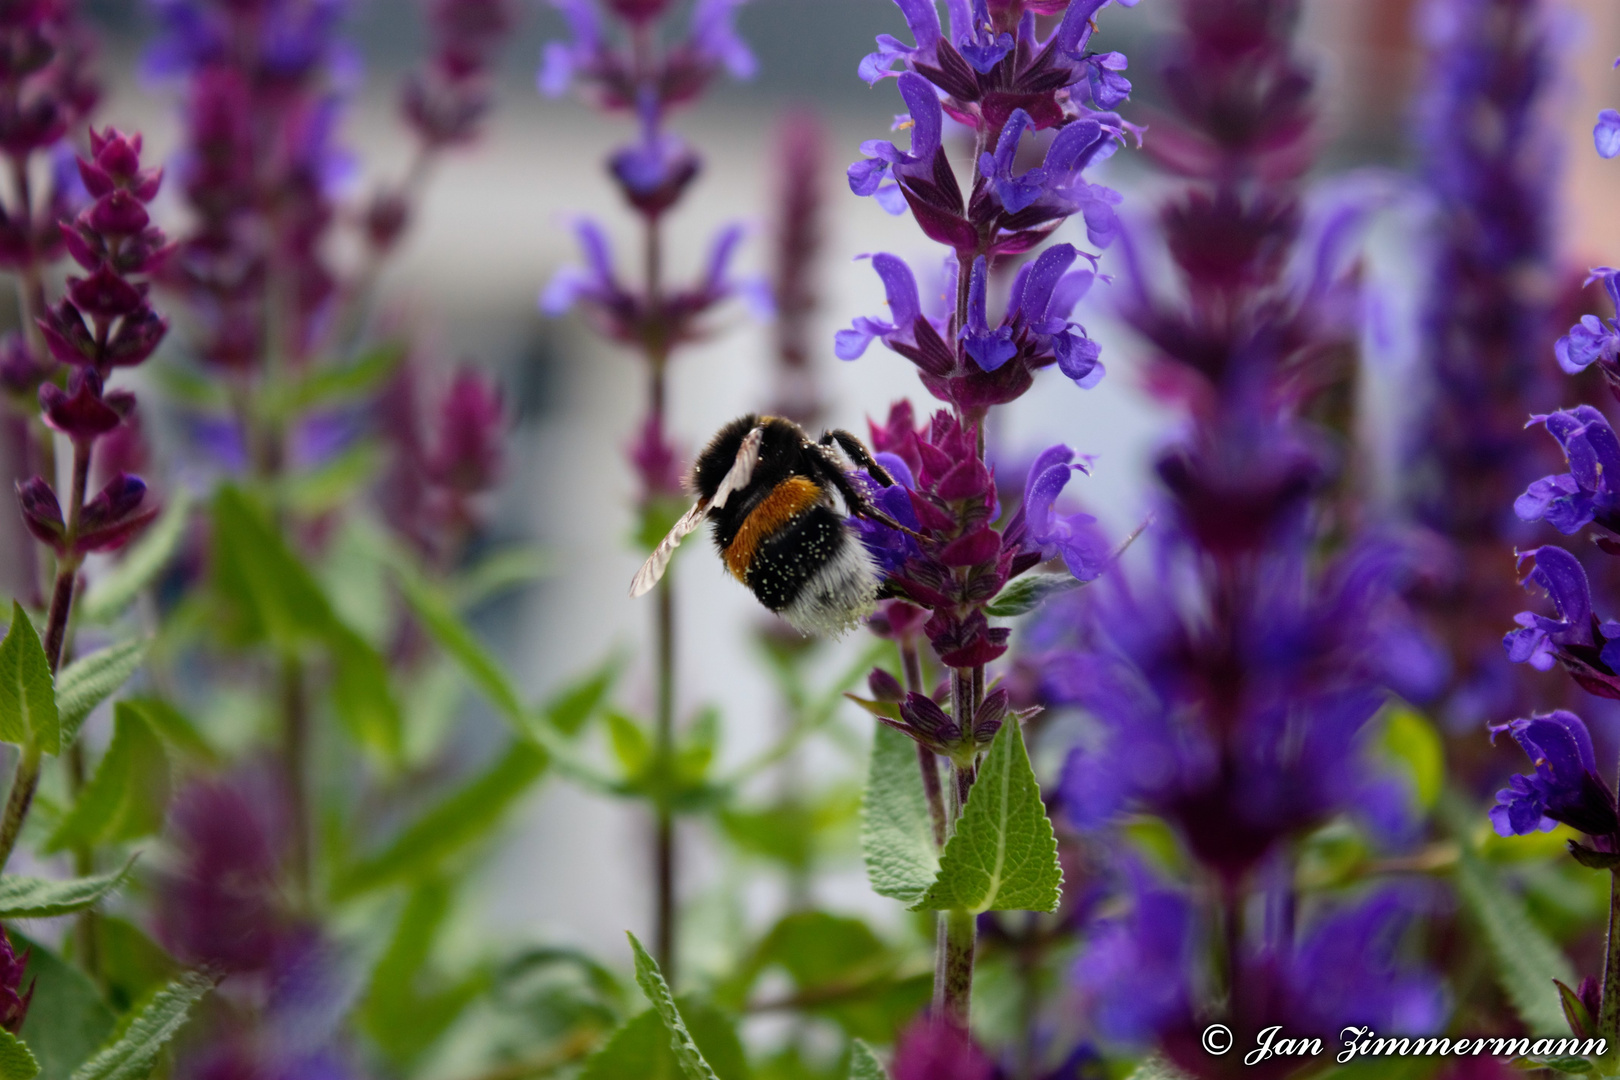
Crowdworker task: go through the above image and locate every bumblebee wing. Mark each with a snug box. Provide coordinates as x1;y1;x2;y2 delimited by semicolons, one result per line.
629;499;710;598
711;424;764;509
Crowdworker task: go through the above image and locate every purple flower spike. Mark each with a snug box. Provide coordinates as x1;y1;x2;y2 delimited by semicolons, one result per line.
1074;868;1193;1048
1489;710;1619;839
1022;445;1107;582
1597;108;1620;159
977;110;1043;214
1516;406;1620;536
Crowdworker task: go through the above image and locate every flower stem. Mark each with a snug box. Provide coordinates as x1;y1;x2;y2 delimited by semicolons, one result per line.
653;570;676;979
1601;868;1620;1052
940;906;976;1029
0;743;42;871
280;653;312;902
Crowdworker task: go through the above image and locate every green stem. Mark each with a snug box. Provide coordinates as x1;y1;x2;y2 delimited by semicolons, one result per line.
281;653;311;903
0;743;42;871
1601;869;1620;1052
940;907;976;1030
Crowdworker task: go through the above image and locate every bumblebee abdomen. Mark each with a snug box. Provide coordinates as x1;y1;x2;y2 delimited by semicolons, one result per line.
743;505;881;635
721;476;823;580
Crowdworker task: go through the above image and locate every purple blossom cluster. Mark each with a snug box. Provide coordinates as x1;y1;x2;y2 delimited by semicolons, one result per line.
15;130;168;635
1016;0;1449;1064
1404;0;1567;735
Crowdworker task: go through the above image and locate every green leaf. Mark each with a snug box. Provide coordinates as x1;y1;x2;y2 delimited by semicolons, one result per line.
96;918;179;1016
915;719;1061;913
210;488;400;758
453;545;552;608
396;571;526;726
15;934;114;1080
118;699;217;765
606;712;652;779
984;573;1083;618
281;444;379;515
361;878;485;1066
70;969;216;1080
1382;706;1443;811
47;705;170;853
0;603;57;755
862;724;940;906
80;491;192;622
283;342;406;413
849;1041;887;1080
0;863;132;919
332;740;548;900
627;932;721;1080
1454;848;1575;1034
55;640;146;749
579;1002;747;1080
0;1031;38;1080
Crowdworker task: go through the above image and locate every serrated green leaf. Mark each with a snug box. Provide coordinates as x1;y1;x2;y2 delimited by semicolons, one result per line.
332;740;547;900
70;969;215;1080
55;640;146;749
627;933;720;1080
579;1001;747;1080
0;604;57;755
984;573;1083;618
862;724;939;905
15;934;115;1080
849;1041;887;1080
0;862;132;919
0;1030;38;1080
1454;848;1575;1034
915;719;1061;913
46;705;170;853
118;699;217;765
80;492;192;622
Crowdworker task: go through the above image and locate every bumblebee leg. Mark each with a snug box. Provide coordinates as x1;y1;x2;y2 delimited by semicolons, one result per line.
809;449;924;540
819;428;895;487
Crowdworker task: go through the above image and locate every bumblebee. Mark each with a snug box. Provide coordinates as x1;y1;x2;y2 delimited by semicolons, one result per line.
630;414;911;635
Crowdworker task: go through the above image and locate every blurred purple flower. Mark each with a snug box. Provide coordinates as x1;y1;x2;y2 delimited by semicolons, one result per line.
1596;108;1620;159
1556;268;1620;383
0;928;32;1034
1489;709;1620;838
891;1016;995;1080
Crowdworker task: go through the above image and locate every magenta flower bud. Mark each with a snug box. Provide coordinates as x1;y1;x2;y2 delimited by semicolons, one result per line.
67;264;146;320
429;368;504;495
867;666;905;702
101;305;168;369
364;189;410;251
40;369;124;440
75;472;155;552
15;476;66;552
86;188;151;236
37;297;94;366
0;927;33;1035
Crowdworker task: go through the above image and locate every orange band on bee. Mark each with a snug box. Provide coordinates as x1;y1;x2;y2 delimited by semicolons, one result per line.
723;476;823;579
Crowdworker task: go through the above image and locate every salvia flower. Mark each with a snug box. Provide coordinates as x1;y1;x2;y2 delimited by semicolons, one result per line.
542;218;755;351
1489;710;1620;840
1596;108;1620;159
1555;268;1620;388
403;0;515;148
1516;406;1620;537
857;0;1136;132
539;0;755;113
1503;545;1620;699
848;75;1126;260
837;246;1103;413
0;927;32;1034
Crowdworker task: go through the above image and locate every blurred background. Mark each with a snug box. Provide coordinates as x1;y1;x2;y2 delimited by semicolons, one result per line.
8;0;1620;1003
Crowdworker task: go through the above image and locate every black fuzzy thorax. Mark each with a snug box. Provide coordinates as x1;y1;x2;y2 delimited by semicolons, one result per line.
690;414;827;552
